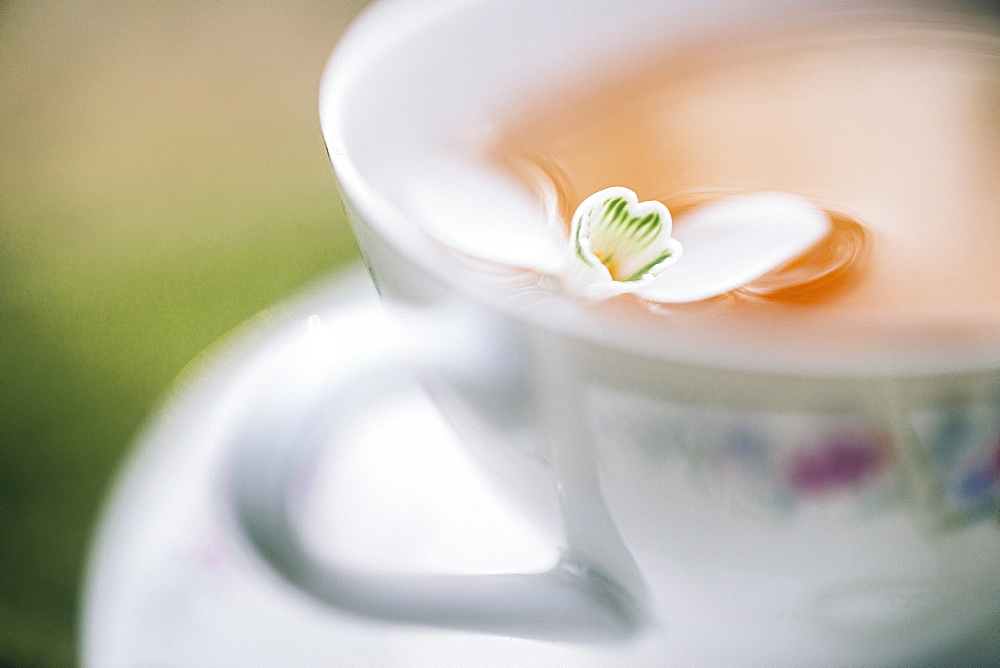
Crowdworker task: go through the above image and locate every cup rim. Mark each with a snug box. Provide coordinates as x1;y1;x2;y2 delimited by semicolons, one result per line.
319;0;1000;379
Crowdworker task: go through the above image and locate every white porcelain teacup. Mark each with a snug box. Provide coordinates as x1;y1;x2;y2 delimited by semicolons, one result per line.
232;1;1000;665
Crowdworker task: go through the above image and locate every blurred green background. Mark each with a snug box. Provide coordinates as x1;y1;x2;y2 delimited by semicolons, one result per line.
0;2;368;665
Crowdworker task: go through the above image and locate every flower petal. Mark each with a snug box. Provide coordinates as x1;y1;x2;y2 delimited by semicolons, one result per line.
401;155;566;274
636;192;831;303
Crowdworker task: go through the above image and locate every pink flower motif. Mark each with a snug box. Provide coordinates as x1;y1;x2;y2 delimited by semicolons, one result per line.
789;432;891;496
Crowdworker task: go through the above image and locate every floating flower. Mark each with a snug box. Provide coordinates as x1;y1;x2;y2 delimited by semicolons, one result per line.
402;158;831;303
560;188;832;302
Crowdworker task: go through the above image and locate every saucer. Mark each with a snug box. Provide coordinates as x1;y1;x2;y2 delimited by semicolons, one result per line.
81;268;619;667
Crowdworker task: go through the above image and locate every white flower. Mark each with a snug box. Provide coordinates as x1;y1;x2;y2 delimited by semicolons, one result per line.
565;188;832;302
401;157;830;302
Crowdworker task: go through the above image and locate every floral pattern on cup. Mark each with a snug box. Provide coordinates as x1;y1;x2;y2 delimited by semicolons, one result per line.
927;405;1000;521
787;430;894;497
956;450;1000;512
594;390;1000;523
697;417;903;514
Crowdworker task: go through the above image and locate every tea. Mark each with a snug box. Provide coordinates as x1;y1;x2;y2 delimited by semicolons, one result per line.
484;7;1000;358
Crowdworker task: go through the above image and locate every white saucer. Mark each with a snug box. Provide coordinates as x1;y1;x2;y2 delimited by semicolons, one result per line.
81;268;624;668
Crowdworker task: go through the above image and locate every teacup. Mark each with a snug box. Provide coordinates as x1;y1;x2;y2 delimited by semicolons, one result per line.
231;0;1000;665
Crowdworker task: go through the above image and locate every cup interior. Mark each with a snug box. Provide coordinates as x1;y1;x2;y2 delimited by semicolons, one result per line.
319;0;1000;377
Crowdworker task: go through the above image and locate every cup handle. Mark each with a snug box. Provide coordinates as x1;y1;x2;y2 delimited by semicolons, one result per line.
229;300;641;642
